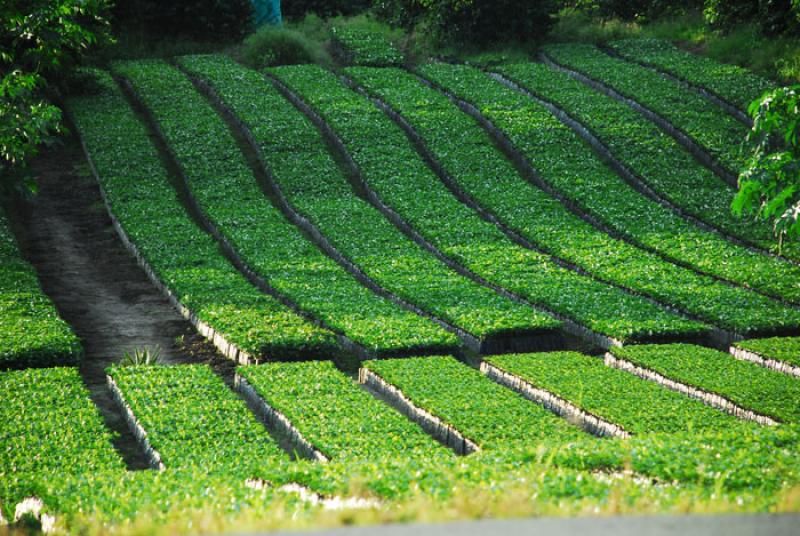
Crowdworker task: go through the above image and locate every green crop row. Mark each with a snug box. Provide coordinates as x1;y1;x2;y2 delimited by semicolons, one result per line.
734;337;800;368
485;352;746;435
609;344;800;424
0;368;125;518
108;364;288;473
0;211;82;369
67;69;337;361
116;58;456;357
331;27;404;66
363;356;587;449
542;44;749;173
272;64;705;343
418;62;800;335
495;61;800;288
609;39;774;111
238;360;450;462
176;55;557;349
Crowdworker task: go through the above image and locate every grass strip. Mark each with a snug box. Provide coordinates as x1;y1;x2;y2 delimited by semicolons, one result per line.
609;344;800;424
542;43;748;174
0;368;125;518
494;61;800;287
608;38;773;113
485;352;748;435
415;62;800;336
363;356;587;450
108;365;288;472
272;64;704;344
115;58;455;358
67;69;337;362
0;210;81;369
237;360;450;462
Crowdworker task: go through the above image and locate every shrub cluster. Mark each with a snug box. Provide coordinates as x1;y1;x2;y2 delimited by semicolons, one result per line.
112;0;253;41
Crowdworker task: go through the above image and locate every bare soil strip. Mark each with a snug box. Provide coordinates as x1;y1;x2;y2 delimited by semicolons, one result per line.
11;140;214;470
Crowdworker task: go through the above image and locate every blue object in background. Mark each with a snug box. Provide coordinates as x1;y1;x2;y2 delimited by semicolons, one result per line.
252;0;281;26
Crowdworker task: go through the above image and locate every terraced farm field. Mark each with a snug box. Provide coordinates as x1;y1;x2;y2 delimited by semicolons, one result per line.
2;40;800;533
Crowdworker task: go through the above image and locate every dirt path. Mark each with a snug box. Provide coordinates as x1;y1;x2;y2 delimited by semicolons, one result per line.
12;138;221;469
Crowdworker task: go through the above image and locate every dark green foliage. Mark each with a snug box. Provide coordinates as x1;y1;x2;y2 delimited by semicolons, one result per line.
569;0;701;21
240;26;331;68
377;0;558;45
704;0;799;36
734;85;800;249
1;0;112;176
282;0;373;20
112;1;253;41
331;27;405;66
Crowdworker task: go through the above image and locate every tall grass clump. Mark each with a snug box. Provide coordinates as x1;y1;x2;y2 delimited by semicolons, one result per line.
239;26;331;69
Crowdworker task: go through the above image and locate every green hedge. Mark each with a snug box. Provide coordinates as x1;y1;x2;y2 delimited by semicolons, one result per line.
0;211;81;369
610;343;800;423
364;355;586;449
543;44;749;173
239;360;449;461
495;61;800;281
734;336;800;368
486;352;746;435
274;64;703;343
117;58;456;357
67;69;337;361
419;62;800;334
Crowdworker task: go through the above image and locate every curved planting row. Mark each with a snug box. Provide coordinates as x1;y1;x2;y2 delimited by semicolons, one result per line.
330;27;404;66
608;38;773;115
542;44;748;177
732;337;800;377
0;211;81;369
115;59;458;358
171;55;550;354
107;365;288;474
483;352;748;435
409;63;800;337
608;344;800;424
493;62;800;291
237;360;450;462
67;69;337;363
271;64;706;346
0;368;125;519
362;356;587;450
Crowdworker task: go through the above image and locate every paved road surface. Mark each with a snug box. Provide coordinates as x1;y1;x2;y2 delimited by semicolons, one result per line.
257;513;799;536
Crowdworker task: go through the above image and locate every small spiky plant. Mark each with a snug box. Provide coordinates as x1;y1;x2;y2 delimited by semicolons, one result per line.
119;345;164;366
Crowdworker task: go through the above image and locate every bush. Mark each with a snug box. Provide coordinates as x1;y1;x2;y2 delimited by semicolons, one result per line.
1;0;112;188
733;85;800;251
704;0;799;35
378;0;559;45
283;0;373;20
112;0;254;41
239;26;331;68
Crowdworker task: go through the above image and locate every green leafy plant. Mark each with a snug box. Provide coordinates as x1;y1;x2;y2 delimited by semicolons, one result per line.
119;346;164;367
416;62;800;334
734;85;800;251
1;0;112;185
